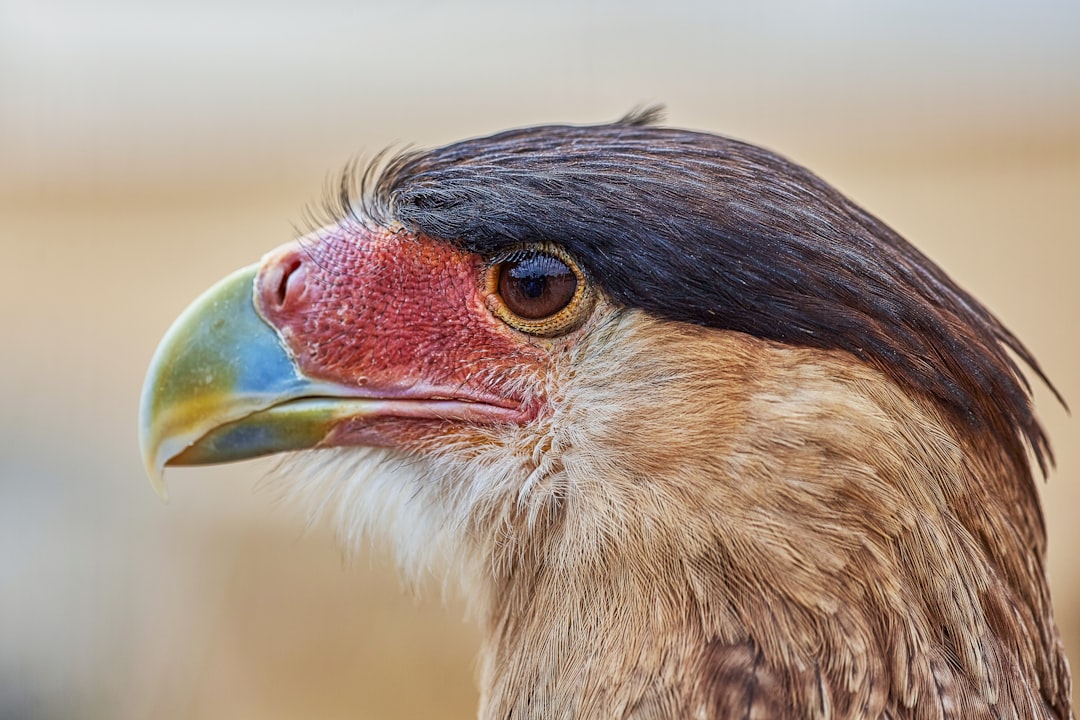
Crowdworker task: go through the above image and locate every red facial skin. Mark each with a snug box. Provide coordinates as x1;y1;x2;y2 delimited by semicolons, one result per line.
254;225;547;447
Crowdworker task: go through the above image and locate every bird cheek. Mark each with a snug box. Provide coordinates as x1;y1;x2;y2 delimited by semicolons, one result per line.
252;228;548;407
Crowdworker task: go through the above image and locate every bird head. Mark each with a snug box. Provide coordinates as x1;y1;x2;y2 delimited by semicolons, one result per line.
139;112;1071;717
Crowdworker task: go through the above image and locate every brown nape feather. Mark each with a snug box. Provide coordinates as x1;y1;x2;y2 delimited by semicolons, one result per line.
464;307;1070;720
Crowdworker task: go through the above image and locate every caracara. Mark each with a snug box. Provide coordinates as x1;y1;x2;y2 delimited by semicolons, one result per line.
140;110;1072;719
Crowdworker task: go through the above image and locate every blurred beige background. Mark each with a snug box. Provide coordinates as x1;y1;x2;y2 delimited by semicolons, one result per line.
1;1;1077;718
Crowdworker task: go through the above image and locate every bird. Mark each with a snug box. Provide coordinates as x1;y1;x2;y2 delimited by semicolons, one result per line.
139;109;1073;719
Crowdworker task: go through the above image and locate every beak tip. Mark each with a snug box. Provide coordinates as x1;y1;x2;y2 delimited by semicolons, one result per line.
138;406;169;502
149;466;170;503
140;436;171;503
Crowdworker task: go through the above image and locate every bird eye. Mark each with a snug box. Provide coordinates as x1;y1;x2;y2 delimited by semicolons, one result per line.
485;247;593;337
500;254;576;319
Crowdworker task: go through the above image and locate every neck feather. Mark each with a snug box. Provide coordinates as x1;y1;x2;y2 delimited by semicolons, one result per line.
472;313;1069;719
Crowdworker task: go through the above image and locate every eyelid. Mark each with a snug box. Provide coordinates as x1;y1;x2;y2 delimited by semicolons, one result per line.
487;242;572;269
508;254;573;278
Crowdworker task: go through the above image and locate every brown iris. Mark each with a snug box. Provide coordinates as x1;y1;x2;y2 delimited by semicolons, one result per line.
499;253;577;319
486;247;593;337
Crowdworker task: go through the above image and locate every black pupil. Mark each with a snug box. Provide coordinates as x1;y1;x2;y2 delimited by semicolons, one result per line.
517;275;547;299
498;253;577;320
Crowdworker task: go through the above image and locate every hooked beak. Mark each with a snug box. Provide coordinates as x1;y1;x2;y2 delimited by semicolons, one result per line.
139;233;537;502
137;264;379;500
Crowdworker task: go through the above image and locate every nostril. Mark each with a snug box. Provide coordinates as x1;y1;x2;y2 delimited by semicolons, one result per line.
275;256;303;308
257;246;310;319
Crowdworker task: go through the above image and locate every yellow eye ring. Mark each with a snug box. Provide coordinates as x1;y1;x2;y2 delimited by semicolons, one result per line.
484;245;594;337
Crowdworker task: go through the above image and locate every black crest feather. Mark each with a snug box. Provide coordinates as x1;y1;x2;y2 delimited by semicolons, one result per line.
357;118;1058;478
